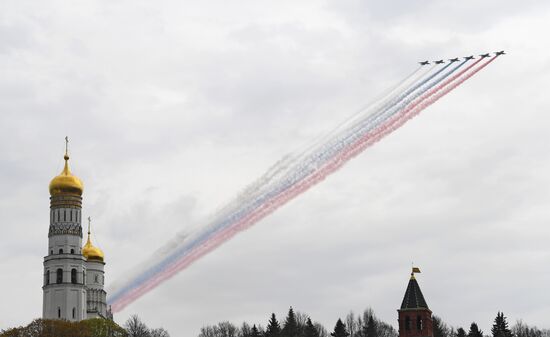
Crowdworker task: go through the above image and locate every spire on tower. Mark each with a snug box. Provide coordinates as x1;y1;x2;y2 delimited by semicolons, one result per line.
401;267;428;310
65;136;69;160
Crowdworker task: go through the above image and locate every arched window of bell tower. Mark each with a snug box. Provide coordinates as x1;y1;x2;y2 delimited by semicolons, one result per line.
58;307;61;318
417;315;423;331
70;248;74;254
72;307;76;319
59;248;63;254
71;269;77;284
56;268;63;284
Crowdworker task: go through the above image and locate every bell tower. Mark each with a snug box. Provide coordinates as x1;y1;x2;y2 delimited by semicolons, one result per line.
397;268;433;337
43;138;87;321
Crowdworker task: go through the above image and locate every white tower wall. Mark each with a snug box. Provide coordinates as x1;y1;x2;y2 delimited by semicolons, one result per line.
43;195;87;321
85;260;108;318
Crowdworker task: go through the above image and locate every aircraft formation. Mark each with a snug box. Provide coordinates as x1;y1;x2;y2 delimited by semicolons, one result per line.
419;51;505;65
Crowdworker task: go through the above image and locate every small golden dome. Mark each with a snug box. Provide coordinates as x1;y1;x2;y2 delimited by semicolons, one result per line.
49;154;84;197
83;238;105;262
83;217;104;262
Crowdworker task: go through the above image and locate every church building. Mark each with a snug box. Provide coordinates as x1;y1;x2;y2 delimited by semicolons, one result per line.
42;140;111;321
398;268;434;337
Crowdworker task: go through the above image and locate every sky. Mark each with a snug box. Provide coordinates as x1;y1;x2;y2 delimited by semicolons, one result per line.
1;0;550;335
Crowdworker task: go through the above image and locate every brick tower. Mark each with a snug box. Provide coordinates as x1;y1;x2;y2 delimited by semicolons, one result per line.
397;268;433;337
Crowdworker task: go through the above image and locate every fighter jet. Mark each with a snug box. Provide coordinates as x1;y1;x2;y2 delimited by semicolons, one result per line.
449;57;459;62
479;53;491;58
434;60;445;64
419;61;430;65
464;55;475;60
495;50;505;56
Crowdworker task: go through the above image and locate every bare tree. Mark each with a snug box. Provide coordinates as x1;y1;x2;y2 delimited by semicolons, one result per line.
346;311;357;337
198;326;217;337
150;327;170;337
125;315;150;337
315;322;330;337
296;311;310;329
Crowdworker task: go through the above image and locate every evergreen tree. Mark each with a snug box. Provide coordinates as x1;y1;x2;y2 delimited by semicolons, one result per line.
433;316;451;337
304;318;320;337
363;314;377;337
467;324;483;337
456;328;466;337
492;312;512;337
331;319;350;337
251;325;261;337
266;313;282;337
282;307;299;337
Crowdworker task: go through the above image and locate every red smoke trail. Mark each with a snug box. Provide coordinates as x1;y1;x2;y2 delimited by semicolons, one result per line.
111;56;498;312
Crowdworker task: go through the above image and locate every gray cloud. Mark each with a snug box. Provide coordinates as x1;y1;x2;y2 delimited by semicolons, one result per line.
1;0;549;335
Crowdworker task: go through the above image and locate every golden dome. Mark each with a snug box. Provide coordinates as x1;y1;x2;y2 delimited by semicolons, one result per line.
83;238;105;262
49;154;84;197
83;217;104;262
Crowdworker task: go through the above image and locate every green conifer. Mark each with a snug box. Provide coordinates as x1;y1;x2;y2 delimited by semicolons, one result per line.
282;307;299;337
251;325;261;337
467;323;483;337
304;317;320;337
331;319;350;337
266;313;282;337
492;312;512;337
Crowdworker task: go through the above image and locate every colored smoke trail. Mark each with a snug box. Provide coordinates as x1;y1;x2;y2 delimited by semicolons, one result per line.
108;64;448;309
108;56;499;312
108;65;438;306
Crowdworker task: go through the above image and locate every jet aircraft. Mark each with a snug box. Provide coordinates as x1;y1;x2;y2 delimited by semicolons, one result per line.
464;55;475;60
495;50;505;55
480;53;491;58
434;60;445;64
419;61;430;65
449;58;459;62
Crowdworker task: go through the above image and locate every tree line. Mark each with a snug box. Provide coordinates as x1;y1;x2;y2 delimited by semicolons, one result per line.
196;307;550;337
2;309;549;337
0;315;169;337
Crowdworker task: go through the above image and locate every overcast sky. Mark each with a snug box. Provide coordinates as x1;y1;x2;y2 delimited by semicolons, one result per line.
1;0;550;335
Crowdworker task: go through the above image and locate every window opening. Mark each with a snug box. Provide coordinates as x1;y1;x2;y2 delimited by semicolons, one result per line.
71;269;77;284
405;316;411;331
56;268;63;284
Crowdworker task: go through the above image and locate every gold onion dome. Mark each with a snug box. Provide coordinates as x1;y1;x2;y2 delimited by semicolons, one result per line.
83;237;105;262
49;153;84;197
83;218;104;262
